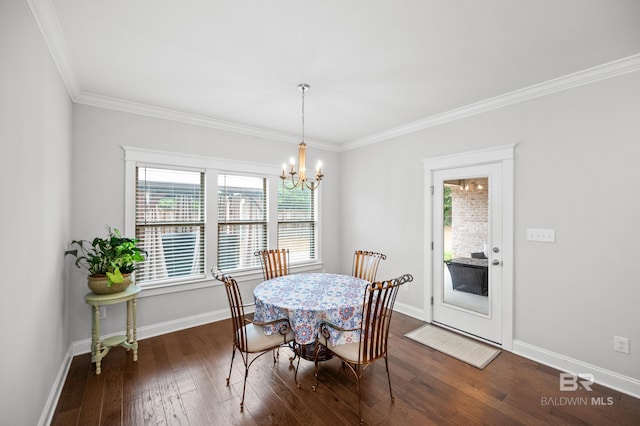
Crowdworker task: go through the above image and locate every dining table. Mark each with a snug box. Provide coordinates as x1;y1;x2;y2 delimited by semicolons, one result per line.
253;272;370;361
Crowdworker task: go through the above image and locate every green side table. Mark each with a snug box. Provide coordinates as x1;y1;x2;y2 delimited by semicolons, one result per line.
85;285;141;374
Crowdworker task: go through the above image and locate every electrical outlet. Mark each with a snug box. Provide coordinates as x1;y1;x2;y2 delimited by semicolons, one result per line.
614;336;629;354
99;306;107;319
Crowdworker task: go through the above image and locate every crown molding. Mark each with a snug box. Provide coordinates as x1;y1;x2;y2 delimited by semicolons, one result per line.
26;0;80;99
86;49;638;154
75;91;341;152
27;0;639;154
342;53;640;151
25;0;340;152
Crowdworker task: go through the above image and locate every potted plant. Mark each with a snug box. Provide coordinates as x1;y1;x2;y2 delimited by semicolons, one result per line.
65;227;146;294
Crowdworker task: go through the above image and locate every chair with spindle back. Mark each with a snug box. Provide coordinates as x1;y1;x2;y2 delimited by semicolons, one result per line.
212;267;294;411
352;250;387;282
255;248;290;281
312;273;413;424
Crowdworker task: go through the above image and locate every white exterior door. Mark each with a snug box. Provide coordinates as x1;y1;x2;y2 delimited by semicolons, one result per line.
424;145;514;347
432;164;502;343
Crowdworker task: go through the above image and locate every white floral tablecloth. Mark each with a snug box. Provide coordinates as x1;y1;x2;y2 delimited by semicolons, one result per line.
253;273;369;346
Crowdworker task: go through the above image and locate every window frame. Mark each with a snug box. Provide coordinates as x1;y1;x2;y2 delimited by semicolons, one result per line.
135;165;207;285
123;146;323;296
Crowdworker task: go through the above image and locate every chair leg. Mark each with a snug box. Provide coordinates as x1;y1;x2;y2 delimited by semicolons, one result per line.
312;342;321;392
288;342;299;370
355;366;363;425
226;345;237;386
240;364;249;412
384;354;395;402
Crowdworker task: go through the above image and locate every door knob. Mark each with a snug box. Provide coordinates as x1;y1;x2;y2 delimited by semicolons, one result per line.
492;259;501;266
493;247;500;253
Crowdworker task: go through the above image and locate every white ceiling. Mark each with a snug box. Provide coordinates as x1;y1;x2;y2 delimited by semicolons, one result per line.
37;0;640;149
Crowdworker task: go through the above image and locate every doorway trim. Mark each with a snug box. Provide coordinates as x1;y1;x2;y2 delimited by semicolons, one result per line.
423;144;515;350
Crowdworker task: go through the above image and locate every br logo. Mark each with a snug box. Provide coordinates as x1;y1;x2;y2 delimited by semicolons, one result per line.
559;373;594;391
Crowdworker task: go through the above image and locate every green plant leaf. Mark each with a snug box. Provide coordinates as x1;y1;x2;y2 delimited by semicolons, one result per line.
105;268;124;285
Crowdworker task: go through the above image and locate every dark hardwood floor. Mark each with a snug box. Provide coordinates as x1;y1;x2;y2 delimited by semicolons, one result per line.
52;313;640;425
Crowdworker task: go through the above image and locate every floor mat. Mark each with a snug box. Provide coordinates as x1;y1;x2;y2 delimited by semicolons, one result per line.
405;324;500;369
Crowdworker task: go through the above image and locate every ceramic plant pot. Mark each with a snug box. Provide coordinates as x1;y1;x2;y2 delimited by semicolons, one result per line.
88;273;131;295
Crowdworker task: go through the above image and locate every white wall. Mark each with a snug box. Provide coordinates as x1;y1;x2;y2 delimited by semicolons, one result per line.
340;71;640;381
69;104;342;342
0;1;72;425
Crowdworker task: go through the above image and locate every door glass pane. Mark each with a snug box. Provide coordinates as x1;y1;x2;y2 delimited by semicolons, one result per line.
442;177;489;314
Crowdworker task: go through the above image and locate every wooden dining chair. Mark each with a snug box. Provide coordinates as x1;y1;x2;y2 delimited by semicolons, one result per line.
212;268;295;411
255;248;290;280
312;273;413;424
352;250;387;282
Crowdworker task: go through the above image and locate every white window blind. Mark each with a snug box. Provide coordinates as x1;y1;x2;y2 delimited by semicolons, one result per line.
217;174;267;271
278;185;316;263
135;167;205;284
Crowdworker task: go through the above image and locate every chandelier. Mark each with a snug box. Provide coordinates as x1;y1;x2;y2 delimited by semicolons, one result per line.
280;84;323;191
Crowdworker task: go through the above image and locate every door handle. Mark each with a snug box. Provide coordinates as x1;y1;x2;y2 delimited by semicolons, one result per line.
492;259;501;266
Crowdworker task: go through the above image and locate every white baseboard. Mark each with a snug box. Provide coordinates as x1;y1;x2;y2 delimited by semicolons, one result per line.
38;346;73;426
513;340;640;399
71;307;232;355
394;301;426;321
392;306;640;399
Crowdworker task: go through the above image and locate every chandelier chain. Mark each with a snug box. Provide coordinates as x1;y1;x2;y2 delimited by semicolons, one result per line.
301;85;305;142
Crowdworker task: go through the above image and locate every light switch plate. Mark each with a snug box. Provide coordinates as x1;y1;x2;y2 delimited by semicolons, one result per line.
527;228;556;243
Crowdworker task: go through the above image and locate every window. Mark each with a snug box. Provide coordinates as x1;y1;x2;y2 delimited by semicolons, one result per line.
217;174;267;271
135;167;205;284
124;147;321;289
278;183;316;263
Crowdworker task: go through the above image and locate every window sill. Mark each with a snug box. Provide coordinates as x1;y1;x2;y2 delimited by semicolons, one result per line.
137;277;214;298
